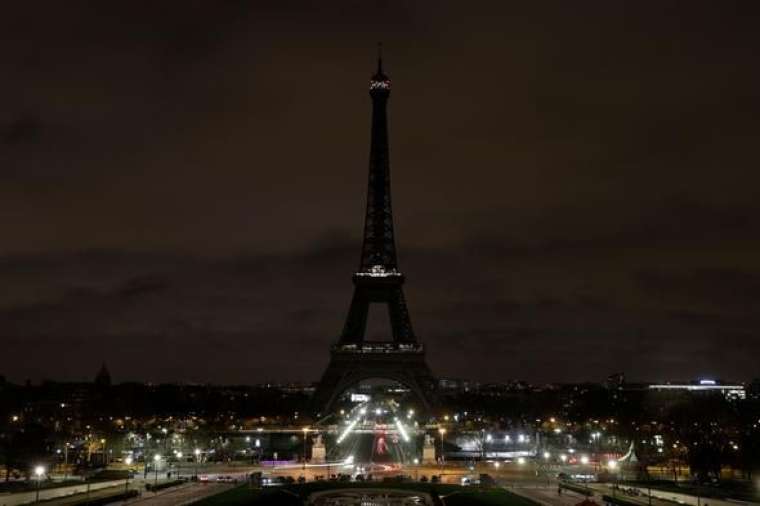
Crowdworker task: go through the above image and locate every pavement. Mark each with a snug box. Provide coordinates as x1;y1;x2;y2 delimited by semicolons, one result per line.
510;485;593;506
0;480;129;506
123;482;232;506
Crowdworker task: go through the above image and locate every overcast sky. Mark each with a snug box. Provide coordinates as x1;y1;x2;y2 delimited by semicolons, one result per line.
2;1;759;385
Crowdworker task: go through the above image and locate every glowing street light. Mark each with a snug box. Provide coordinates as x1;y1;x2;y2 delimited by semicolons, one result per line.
517;457;526;465
608;459;618;470
438;428;447;467
580;455;589;465
153;454;162;486
302;427;309;470
560;454;567;463
543;451;551;460
34;465;45;503
193;448;201;478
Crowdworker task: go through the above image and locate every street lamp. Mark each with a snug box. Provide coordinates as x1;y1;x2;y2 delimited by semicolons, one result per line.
34;465;45;503
302;427;309;470
194;448;201;479
608;460;618;497
541;451;552;487
153;454;162;486
176;452;183;478
100;439;107;466
438;428;447;469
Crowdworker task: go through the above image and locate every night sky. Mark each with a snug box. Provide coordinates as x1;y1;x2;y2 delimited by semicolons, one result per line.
2;2;760;385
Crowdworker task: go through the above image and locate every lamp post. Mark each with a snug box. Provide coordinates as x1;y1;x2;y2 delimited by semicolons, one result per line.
580;455;590;492
100;438;107;467
302;427;309;470
153;454;162;487
34;465;45;503
438;428;447;470
194;448;201;479
542;451;552;487
63;443;69;480
124;456;133;493
176;452;183;479
608;460;618;498
254;439;261;464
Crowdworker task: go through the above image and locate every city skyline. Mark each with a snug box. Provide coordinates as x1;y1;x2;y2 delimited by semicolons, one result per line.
2;2;760;384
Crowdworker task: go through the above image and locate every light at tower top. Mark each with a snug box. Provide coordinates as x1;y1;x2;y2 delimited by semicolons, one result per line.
370;44;390;92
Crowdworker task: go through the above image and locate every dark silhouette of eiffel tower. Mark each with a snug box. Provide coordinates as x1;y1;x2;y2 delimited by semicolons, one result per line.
312;50;437;414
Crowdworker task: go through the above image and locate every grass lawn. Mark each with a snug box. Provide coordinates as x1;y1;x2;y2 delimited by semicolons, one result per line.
196;482;540;506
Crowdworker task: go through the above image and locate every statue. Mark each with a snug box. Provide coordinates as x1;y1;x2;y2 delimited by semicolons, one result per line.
422;433;436;464
311;433;326;464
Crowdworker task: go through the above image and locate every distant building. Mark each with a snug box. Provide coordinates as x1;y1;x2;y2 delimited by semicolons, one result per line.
605;372;625;390
748;378;760;400
438;378;479;393
94;363;112;389
648;379;745;400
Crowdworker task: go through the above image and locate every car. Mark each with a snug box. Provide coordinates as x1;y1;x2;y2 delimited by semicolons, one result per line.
479;474;496;488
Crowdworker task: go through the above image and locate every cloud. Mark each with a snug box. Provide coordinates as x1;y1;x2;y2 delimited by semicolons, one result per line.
0;1;759;384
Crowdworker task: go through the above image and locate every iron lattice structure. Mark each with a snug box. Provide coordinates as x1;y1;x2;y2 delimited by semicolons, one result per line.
313;55;437;414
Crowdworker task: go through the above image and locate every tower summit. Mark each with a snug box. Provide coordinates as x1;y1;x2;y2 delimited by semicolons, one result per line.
313;52;437;414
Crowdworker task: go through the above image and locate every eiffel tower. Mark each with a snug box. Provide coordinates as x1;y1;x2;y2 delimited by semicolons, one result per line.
312;51;437;414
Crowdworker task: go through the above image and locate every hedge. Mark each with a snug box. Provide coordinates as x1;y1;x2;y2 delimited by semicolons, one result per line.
145;479;185;492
